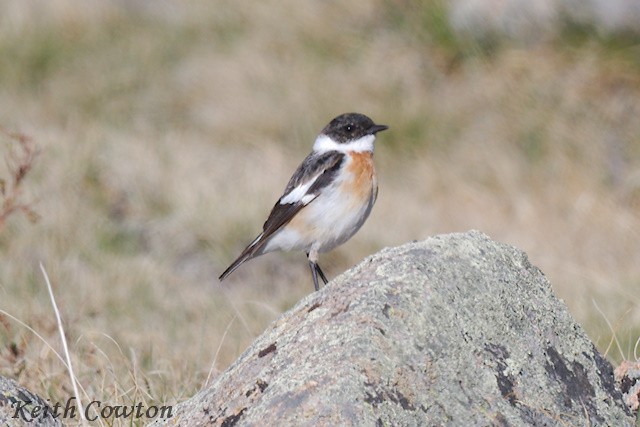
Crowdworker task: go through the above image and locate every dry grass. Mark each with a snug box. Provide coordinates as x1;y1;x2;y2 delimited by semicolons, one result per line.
0;128;39;231
0;0;639;424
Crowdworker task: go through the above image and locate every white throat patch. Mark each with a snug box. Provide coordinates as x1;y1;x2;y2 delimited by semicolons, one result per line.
313;134;375;154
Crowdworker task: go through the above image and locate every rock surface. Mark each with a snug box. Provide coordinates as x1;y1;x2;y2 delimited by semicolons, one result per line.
0;375;62;427
159;231;634;426
616;360;640;418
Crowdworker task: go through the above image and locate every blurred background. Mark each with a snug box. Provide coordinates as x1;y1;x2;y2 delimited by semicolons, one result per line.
0;0;639;417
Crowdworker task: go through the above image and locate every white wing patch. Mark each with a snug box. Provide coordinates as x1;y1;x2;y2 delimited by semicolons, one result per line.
279;173;322;205
300;194;316;204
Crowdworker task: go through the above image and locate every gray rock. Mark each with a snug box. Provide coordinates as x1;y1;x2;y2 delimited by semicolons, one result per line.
159;231;634;426
615;361;640;418
0;375;63;426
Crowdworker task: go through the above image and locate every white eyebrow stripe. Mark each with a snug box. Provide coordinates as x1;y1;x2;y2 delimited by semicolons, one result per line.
313;134;375;153
279;173;322;205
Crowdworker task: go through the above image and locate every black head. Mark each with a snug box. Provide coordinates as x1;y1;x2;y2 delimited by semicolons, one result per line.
321;113;389;144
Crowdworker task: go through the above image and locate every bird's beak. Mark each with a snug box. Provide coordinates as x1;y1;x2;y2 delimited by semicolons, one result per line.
368;124;389;135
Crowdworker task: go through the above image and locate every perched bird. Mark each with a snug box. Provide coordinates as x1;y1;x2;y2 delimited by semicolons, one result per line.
219;113;388;291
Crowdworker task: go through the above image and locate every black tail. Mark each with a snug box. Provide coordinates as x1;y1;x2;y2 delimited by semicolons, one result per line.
218;234;266;281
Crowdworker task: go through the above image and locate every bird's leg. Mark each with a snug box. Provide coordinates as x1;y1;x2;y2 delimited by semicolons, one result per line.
315;263;329;284
308;259;320;292
306;249;327;291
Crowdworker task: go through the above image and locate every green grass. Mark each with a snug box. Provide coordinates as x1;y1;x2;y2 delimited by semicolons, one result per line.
0;2;639;425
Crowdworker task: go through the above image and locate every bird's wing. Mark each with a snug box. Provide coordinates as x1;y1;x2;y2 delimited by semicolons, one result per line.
218;150;345;281
262;150;345;236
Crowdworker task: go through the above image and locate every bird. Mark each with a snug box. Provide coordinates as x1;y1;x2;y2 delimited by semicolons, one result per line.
219;112;388;291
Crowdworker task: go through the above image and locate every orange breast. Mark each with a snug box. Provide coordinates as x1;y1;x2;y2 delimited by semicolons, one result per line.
277;150;377;249
345;151;376;205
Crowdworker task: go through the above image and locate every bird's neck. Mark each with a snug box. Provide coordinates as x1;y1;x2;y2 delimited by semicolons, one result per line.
313;134;375;154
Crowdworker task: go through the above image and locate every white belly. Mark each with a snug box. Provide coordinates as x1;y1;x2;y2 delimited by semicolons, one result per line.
262;167;377;254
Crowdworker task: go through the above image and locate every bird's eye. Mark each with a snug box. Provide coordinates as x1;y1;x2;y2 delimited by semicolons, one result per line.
344;125;353;132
